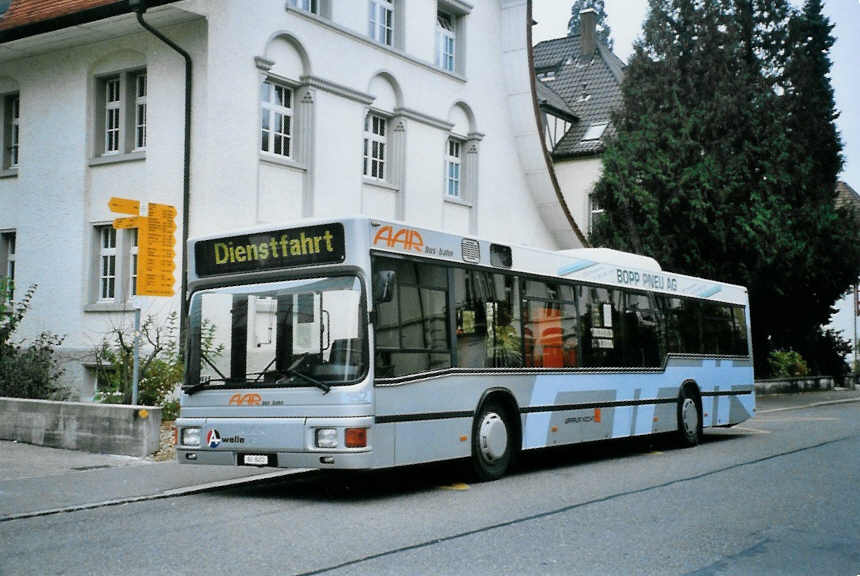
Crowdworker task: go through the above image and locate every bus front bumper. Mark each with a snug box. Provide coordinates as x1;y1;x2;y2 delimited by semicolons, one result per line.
175;415;375;470
175;448;375;469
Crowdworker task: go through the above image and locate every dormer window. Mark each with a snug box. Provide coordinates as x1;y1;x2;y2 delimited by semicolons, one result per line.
582;122;608;142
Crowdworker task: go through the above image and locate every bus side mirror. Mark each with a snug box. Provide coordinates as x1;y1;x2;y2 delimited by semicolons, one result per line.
373;270;396;303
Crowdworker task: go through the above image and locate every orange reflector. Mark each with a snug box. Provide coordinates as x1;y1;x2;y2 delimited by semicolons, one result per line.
459;435;467;442
653;417;659;423
345;428;367;448
551;426;558;433
594;408;601;423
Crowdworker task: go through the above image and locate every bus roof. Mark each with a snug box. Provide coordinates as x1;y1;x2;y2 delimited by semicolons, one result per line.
188;216;748;305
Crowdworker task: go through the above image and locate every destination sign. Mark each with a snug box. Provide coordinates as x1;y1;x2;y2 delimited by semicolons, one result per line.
195;223;345;277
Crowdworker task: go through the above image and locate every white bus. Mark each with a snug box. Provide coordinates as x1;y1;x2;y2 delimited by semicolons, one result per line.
176;217;754;480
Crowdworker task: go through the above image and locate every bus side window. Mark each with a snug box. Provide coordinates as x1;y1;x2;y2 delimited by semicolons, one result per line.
701;302;734;354
577;286;622;367
521;280;577;368
731;306;749;355
371;256;451;378
622;292;662;367
488;274;522;368
455;269;489;368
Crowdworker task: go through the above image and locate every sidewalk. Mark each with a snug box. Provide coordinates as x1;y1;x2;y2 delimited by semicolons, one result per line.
2;389;859;522
0;441;297;521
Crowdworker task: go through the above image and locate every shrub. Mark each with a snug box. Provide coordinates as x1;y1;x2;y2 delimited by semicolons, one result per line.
768;349;809;378
0;280;69;400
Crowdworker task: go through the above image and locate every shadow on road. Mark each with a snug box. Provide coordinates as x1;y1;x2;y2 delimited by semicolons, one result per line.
207;429;748;504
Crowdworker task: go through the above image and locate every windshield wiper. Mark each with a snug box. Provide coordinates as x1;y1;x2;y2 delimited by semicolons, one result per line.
275;354;331;394
184;353;230;395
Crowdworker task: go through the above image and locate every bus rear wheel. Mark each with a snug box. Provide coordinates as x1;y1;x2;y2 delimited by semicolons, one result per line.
676;387;702;447
471;400;513;481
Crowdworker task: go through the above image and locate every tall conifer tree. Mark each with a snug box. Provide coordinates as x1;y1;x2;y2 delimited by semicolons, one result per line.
591;0;859;375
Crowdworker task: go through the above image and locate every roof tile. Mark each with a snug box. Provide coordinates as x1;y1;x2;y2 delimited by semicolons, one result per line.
533;33;625;158
0;0;121;32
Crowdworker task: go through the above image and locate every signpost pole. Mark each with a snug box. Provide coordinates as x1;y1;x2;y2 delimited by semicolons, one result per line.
132;307;141;405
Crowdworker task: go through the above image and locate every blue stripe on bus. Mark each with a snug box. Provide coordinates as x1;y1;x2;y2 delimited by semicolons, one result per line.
558;260;597;275
699;285;722;298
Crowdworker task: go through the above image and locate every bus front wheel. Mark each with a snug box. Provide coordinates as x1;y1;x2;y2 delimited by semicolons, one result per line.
676;387;702;447
471;399;513;481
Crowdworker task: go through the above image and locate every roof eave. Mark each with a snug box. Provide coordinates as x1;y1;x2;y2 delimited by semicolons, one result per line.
0;0;181;43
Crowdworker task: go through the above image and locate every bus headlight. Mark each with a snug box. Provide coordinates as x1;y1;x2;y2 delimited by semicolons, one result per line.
181;427;201;447
315;428;338;448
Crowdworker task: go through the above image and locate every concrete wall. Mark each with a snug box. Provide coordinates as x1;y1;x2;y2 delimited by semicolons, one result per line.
0;397;161;457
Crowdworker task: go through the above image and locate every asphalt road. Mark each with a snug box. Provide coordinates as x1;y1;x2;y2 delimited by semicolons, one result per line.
1;402;858;576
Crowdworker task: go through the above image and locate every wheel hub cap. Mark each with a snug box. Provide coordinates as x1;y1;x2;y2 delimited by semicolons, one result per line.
479;413;507;461
681;398;698;437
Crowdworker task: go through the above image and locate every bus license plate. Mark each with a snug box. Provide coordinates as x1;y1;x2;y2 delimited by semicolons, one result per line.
242;454;269;466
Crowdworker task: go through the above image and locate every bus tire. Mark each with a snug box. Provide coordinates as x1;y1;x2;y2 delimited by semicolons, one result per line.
676;386;702;447
471;399;513;481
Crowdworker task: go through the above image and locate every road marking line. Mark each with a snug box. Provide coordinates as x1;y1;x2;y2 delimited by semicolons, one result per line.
734;426;772;434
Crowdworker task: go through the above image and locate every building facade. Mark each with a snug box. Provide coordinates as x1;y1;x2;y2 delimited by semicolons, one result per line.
533;8;625;238
0;0;582;399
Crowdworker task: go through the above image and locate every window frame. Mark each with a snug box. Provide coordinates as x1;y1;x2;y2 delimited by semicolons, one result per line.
93;68;147;160
104;76;121;155
5;94;19;169
363;112;388;182
445;137;462;199
436;11;456;72
1;231;15;301
133;72;147;151
129;228;138;298
98;226;117;301
288;0;318;13
260;78;294;159
368;0;394;46
588;193;604;234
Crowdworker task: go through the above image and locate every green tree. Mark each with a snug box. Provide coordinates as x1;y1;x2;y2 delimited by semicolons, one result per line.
567;0;614;50
590;0;860;376
0;280;68;400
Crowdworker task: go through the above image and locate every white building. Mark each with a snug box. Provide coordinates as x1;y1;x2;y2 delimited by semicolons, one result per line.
0;0;582;399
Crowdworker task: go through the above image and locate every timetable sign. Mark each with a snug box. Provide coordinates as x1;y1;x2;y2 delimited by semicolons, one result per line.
108;198;177;297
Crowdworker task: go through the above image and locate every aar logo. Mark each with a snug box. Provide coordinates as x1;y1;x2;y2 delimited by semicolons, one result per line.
373;225;424;253
206;429;222;449
228;393;262;406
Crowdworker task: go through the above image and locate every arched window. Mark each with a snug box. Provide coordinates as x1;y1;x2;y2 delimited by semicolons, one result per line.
258;35;312;166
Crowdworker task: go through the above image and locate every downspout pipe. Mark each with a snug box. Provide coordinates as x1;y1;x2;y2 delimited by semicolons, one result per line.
131;0;192;346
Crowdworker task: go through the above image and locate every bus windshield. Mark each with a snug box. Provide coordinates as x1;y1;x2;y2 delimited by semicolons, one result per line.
186;275;366;392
